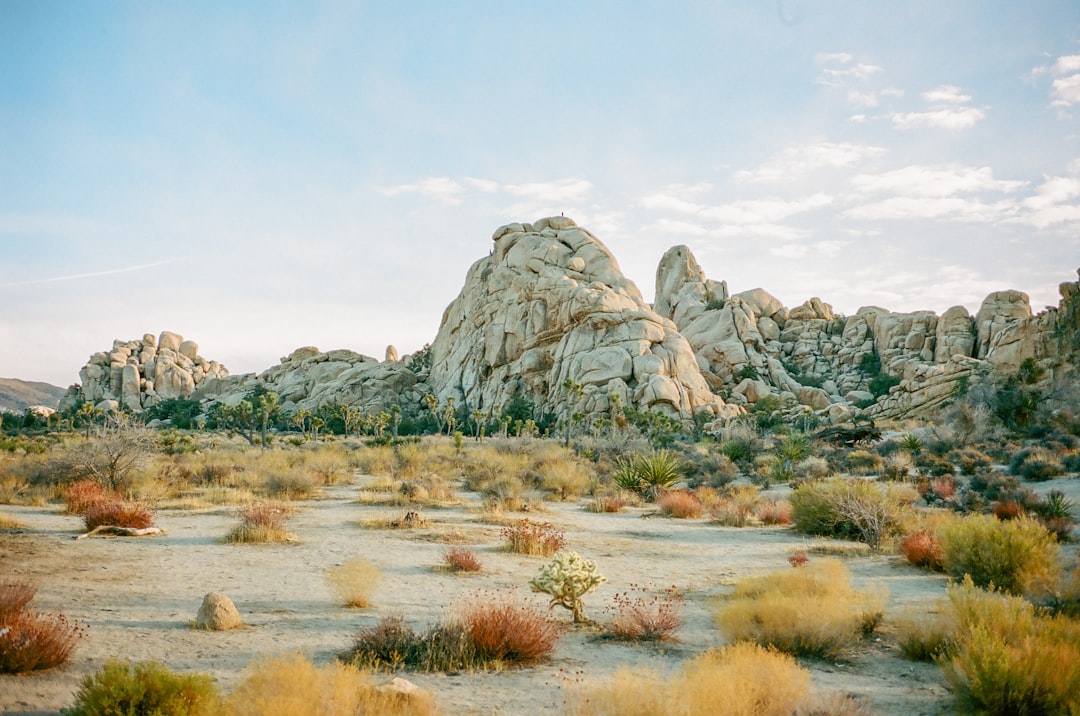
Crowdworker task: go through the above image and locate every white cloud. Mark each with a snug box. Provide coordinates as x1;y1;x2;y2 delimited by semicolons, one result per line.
770;244;809;258
1053;55;1080;75
921;85;971;104
816;52;853;65
0;259;181;288
851;165;1026;198
699;194;835;224
464;177;500;193
891;106;985;130
503;179;593;203
1051;74;1080;107
815;240;851;257
643;218;710;236
842;196;1013;222
817;63;883;87
734;142;887;183
377;176;465;204
1014;174;1080;228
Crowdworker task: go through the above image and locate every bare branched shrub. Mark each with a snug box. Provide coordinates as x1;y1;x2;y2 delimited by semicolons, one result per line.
224;502;293;543
0;580;84;674
657;490;702;518
457;593;561;664
501;519;566;556
82;498;155;530
605;585;683;641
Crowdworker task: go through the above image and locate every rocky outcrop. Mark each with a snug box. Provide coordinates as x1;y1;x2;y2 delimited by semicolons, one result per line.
63;331;228;412
654;243;1080;421
427;217;740;422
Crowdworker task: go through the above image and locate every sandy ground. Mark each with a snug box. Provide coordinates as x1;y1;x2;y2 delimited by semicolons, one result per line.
3;474;1078;715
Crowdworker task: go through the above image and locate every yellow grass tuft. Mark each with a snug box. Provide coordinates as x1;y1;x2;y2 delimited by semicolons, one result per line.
327;557;382;608
222;653;435;716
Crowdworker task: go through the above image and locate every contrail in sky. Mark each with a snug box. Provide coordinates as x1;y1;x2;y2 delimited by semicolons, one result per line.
0;258;180;288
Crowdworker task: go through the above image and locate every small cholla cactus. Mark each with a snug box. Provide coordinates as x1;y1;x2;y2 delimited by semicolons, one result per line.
529;551;606;623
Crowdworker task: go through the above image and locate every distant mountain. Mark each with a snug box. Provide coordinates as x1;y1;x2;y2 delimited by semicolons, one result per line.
0;377;67;414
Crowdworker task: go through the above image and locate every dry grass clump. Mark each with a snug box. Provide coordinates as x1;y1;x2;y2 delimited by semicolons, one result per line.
68;660;221;716
538;458;594;500
82;497;155;530
0;580;84;674
443;547;483;573
714;558;884;659
502;519;566;556
568;642;811;716
223;652;435;716
224;502;294;543
937;514;1060;595
263;469;319;500
892;603;957;661
709;485;762;527
585;488;633;513
360;510;431;530
604;585;683;641
0;511;25;530
940;577;1080;715
327;557;382;607
755;499;793;526
657;490;703;518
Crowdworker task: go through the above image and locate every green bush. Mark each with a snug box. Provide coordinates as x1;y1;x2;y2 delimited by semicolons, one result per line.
1009;447;1065;481
68;660;220;716
790;477;913;548
937;514;1060;595
611;450;681;500
939;578;1080;716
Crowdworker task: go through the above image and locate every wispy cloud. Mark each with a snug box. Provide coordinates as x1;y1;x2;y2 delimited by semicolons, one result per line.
377;177;466;204
734;142;887;183
851;165;1026;197
503;179;593;204
891;106;985;130
0;259;181;288
1033;54;1080;109
844;164;1026;222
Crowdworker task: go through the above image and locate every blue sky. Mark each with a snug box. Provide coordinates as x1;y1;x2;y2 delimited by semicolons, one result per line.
2;1;1079;386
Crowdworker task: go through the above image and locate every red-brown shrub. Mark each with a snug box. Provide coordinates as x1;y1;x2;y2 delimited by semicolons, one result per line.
930;476;957;500
757;499;793;525
457;594;561;663
82;498;155;530
0;581;37;621
501;519;566;557
993;501;1025;521
900;530;944;571
63;480;109;515
0;598;84;674
788;552;809;568
605;585;683;641
658;490;703;519
444;548;483;573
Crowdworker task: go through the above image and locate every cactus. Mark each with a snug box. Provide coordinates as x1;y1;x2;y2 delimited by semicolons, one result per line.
529;551;605;623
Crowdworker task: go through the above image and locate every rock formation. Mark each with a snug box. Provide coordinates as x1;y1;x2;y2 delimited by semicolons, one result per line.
195;591;241;631
59;219;1080;428
62;331;228;412
426;216;740;423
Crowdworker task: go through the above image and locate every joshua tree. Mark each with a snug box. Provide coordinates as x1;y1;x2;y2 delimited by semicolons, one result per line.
562;377;585;447
256;392;279;447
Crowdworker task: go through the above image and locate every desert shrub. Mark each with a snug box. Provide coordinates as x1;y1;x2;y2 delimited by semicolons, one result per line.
709;485;762;527
62;479;108;514
790;477;913;548
916;452;955;477
713;558;884;659
892;604;956;662
604;585;683;641
0;580;36;621
992;500;1025;520
937;514;1060;595
682;451;739;489
950;448;992;475
1030;489;1077;541
939;578;1080;716
264;469;318;499
585;488;632;513
1009;447;1065;481
846;449;883;475
327;557;381;607
755;498;793;525
346;615;475;672
568;642;810;716
457;593;561;663
443;547;482;573
223;652;435;716
501;519;566;557
224;502;293;543
538;458;593;500
752;453;793;487
657;490;702;518
900;530;944;571
880;453;912;480
0;578;84;674
82;497;155;530
719;437;758;466
792;456;830;482
69;660;220;716
529;551;605;623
